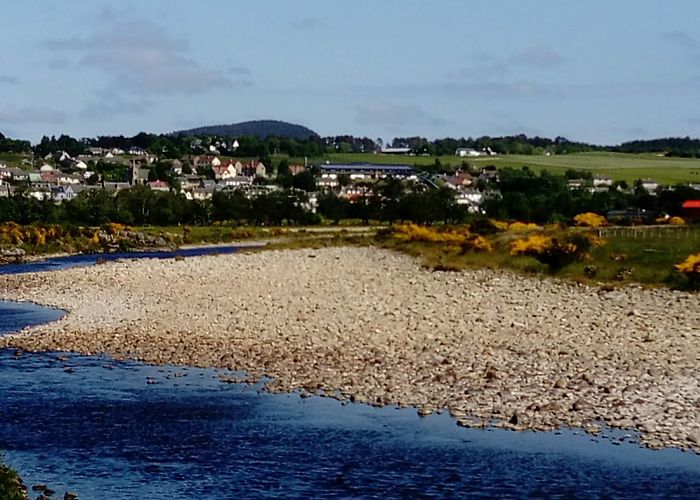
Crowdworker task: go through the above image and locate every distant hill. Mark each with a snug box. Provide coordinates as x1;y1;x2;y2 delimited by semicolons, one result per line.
172;120;319;140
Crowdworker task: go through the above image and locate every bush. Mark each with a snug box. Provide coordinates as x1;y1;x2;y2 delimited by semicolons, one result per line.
469;218;502;235
462;235;493;253
510;231;605;272
391;224;468;245
0;460;26;500
507;221;542;232
675;253;700;288
102;222;128;235
574;212;607;228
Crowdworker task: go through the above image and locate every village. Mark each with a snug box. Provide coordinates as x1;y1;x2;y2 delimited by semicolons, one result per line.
1;142;691;221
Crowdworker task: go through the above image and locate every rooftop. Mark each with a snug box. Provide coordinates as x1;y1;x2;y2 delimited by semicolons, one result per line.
320;163;415;173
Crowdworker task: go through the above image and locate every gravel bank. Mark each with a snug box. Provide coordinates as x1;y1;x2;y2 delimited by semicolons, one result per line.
1;246;699;451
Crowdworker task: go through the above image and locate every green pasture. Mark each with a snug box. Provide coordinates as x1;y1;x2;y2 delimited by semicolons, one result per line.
288;152;700;185
0;153;30;168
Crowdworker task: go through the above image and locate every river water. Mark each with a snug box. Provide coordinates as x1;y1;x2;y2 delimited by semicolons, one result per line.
1;248;699;498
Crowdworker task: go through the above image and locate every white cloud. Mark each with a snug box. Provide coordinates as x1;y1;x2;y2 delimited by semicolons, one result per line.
509;46;565;69
0;75;19;85
0;106;66;125
290;17;325;31
660;30;699;49
228;65;252;76
79;92;155;119
355;101;450;127
42;18;234;95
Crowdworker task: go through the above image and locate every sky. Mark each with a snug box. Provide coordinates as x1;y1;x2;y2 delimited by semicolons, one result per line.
1;0;700;145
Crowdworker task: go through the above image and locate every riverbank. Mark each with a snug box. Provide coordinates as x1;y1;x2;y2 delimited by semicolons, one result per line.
0;460;27;500
0;246;699;451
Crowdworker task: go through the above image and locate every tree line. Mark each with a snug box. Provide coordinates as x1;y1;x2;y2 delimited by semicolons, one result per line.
12;131;700;161
0;185;322;227
0;169;697;229
481;167;700;223
0;132;31;154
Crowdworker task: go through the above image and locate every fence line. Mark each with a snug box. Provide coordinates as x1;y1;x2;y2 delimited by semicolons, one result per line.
597;225;698;240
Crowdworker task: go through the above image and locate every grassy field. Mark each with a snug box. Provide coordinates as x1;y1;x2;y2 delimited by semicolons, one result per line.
5;150;700;185
284;152;700;185
0;153;30;168
377;224;700;289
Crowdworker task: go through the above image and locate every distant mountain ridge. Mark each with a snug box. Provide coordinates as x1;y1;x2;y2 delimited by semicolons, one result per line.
172;120;319;140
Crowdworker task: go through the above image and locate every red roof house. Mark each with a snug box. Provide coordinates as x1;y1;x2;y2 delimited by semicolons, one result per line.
682;200;700;220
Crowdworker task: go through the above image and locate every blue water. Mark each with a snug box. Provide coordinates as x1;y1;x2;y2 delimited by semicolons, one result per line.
0;244;250;275
1;252;700;498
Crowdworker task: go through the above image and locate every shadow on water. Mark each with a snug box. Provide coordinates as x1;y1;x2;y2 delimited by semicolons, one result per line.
1;248;700;498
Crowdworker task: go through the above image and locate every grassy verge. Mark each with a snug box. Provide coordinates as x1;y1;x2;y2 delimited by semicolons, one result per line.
0;223;381;261
135;225;267;245
376;224;700;289
134;225;377;246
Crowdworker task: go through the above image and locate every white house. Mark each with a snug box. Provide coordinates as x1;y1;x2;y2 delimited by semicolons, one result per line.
455;189;484;209
190;187;215;200
29;186;51;201
219;175;253;188
455;147;482;157
639;179;659;193
194;155;221;168
51;185;76;203
240;161;267;178
212;160;238;180
593;175;614;188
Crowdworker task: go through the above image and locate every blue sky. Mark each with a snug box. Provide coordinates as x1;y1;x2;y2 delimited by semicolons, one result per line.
1;0;699;144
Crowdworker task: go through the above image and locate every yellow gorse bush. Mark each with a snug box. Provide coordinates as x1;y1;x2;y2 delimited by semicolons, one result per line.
510;231;605;271
392;224;468;245
510;234;556;255
574;212;607;228
89;232;101;246
466;235;493;252
669;216;686;226
675;253;700;279
0;223;118;249
507;221;542;232
489;219;509;231
391;224;494;252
